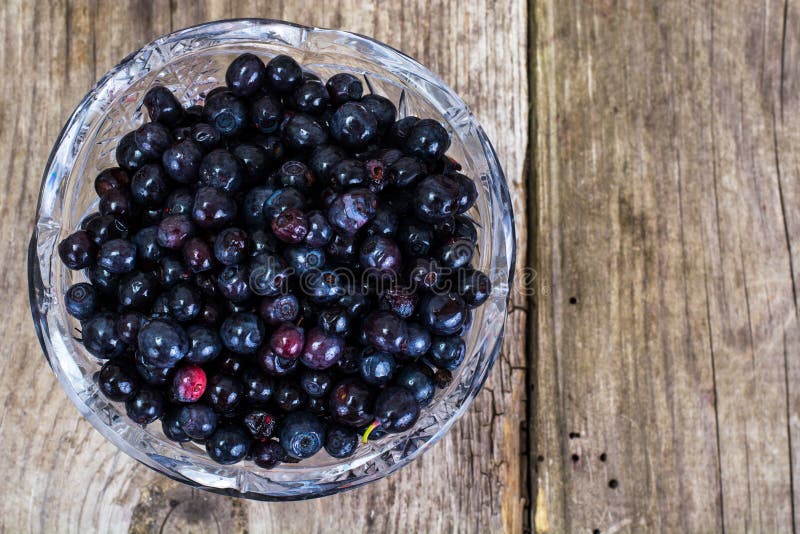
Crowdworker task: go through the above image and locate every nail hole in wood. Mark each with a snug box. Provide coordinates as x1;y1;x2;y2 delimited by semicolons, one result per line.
569;297;577;304
571;454;579;462
536;455;544;462
599;453;607;462
608;479;618;489
568;432;580;439
593;530;601;534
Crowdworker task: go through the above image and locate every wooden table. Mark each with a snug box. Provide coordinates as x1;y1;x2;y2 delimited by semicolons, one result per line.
3;1;798;532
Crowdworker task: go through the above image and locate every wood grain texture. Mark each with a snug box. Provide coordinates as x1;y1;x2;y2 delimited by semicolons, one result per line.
532;0;800;532
0;1;529;532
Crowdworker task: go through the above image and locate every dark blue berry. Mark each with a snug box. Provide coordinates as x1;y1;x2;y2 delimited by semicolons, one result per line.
132;226;163;263
206;374;243;412
214;227;248;265
243;410;277;440
98;359;139;401
362;310;408;353
299;326;344;370
242;186;274;228
373;386;419;433
65;282;97;320
413;174;461;223
220;312;264;354
178;403;218;439
328;159;367;189
249;254;289;296
324;425;358;458
99;189;134;220
299;370;333;398
401;322;431;358
359;349;396;386
144;86;184;127
394;363;435;406
115;311;145;344
116;131;149;173
162;409;190;442
125;386;165;425
94;167;129;196
203;91;247;137
274;381;307;411
284;245;325;275
359;235;402;274
84;214;129;246
282;114;328;151
192;186;237;230
206;424;251;464
360;94;396;131
251;440;285;468
329;378;374;427
388;116;420;147
161;139;203;183
278;160;314;191
241;367;274;404
279;411;324;459
265;55;302;93
226;53;266;96
97;238;137;274
157;214;195;250
258;294;299;326
291;80;330;114
190;123;221;152
330;102;378;149
117;271;158;310
428;335;466;370
131;164;169;206
199;149;244;193
326;188;378;235
250;94;282;133
59;230;96;270
403;118;450;161
304;210;334;247
216;264;253;303
309;144;346;178
137;318;189;368
185;324;223;364
326;73;363;105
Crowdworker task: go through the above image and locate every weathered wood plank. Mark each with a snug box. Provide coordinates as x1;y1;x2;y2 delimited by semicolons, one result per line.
532;0;799;532
0;1;529;532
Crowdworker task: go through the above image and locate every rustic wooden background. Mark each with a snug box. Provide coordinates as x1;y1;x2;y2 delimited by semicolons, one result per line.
2;0;798;532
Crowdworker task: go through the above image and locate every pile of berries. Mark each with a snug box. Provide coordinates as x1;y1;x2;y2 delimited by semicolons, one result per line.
57;53;492;466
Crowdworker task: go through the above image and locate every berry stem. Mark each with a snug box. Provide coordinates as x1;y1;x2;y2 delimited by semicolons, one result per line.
361;419;381;443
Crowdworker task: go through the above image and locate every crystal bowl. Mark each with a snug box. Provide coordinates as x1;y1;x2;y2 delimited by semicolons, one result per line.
28;19;515;500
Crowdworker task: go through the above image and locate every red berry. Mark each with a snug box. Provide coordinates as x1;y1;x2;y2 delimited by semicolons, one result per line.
172;364;207;402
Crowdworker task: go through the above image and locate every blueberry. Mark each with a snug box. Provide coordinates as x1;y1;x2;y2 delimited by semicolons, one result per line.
181;237;214;273
263;187;305;221
206;374;243;412
269;322;305;360
206;424;251;464
125;386;165;425
203;91;247;137
253;134;285;165
304;211;334;247
249;254;289;296
251;440;286;468
451;173;478;214
97;238;137;274
291;80;330;114
338;289;371;318
192;186;237;230
135;351;174;385
185;324;223;364
279;411;324;459
98;359;139;401
250;94;282;133
362;311;408;353
115;131;149;173
328;159;367;189
161;139;203;183
84;215;129;246
403;118;450;161
178;403;218;439
130;164;169;206
167;283;201;322
389;156;426;188
241;367;275;405
401;322;431;358
162;409;191;442
88;264;120;295
198;149;244;193
324;425;358;458
157;214;195;250
133;122;171;159
132;226;163;263
257;347;298;377
189;123;221;152
278;160;314;191
326;73;363;105
418;293;467;336
232;143;269;185
171;364;207;402
115;311;145;344
137;319;189;368
388;116;420;147
365;207;398;237
242;186;274;228
282;114;328;151
94;167;130;196
274;381;307;412
220;312;264;354
284;245;326;275
359;349;396;386
58;230;96;270
326;233;358;264
455;268;491;307
329;102;378;149
329;378;374;428
394;363;435;407
299;370;333;398
360;94;396;131
65;282;97;320
378;286;417;319
214;227;248;266
436;236;474;270
265;55;302;93
258;294;299;326
359;235;402;274
309;144;346;178
302;269;345;304
413;175;461;223
326;188;378;235
117;271;158;310
99;189;134;221
158;255;190;286
226;53;266;96
143;86;184;127
428;335;466;370
373;386;419;433
299;327;344;370
271;208;308;244
216;264;253;303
